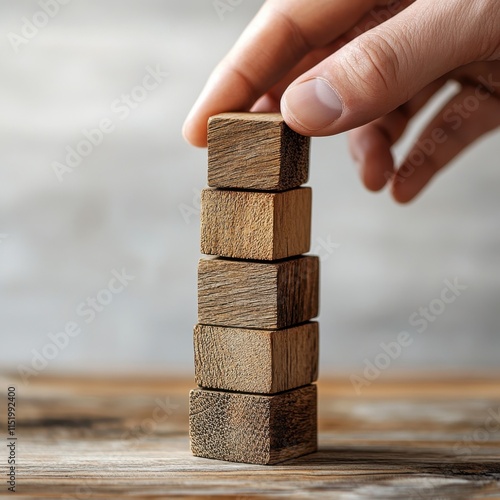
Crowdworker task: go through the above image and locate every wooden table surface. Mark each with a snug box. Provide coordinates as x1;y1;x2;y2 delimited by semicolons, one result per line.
2;372;500;499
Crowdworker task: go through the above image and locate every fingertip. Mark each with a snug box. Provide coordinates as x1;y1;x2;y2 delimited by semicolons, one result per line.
363;167;391;192
251;94;280;113
391;175;418;204
349;127;394;193
280;94;305;135
361;146;393;192
281;78;343;136
391;189;413;204
182;116;208;148
358;161;388;193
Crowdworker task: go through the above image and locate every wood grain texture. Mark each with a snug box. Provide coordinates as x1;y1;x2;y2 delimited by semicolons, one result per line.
207;112;310;191
194;322;319;394
198;255;319;329
189;385;317;465
200;187;311;261
5;372;500;498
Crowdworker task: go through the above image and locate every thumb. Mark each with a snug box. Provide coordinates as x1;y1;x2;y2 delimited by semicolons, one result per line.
281;0;490;135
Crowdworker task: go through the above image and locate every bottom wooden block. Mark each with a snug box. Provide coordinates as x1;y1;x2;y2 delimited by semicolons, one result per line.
189;385;317;465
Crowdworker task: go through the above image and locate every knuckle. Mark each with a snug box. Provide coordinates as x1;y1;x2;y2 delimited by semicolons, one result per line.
458;0;500;60
483;5;500;59
343;28;412;101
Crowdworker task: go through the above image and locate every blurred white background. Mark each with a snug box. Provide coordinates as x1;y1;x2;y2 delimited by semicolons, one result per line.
1;0;499;379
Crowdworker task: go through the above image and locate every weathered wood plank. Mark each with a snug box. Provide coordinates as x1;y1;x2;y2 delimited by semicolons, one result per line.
4;373;500;498
194;322;319;394
197;256;319;329
200;187;311;261
189;385;317;464
207;112;310;191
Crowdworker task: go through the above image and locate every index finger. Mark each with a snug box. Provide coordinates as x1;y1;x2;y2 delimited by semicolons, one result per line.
183;0;392;146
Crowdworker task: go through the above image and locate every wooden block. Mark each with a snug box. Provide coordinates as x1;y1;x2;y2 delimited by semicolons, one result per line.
198;256;319;329
208;112;310;191
200;187;311;261
189;385;317;465
194;322;319;394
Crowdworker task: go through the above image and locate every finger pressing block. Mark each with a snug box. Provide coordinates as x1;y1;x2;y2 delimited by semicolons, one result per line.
200;187;311;261
189;385;317;465
194;322;319;394
208;112;310;191
198;256;319;329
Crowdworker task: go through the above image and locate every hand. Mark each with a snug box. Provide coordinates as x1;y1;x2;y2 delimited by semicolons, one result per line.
183;0;500;202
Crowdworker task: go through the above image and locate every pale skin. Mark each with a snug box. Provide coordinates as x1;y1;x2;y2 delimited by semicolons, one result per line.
183;0;500;203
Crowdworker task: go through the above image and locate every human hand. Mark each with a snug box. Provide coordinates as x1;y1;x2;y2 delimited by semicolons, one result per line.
183;0;500;202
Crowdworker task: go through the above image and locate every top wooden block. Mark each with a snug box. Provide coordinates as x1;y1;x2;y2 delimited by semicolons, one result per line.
208;113;310;191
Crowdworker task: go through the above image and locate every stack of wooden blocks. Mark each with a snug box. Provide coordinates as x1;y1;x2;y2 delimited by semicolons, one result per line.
189;112;320;465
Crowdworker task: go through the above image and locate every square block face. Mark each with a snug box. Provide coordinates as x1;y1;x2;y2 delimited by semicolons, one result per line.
194;322;319;394
198;256;319;330
189;385;317;465
200;187;311;261
208;112;310;191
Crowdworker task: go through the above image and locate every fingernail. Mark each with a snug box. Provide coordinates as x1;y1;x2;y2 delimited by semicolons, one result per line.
283;78;343;131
